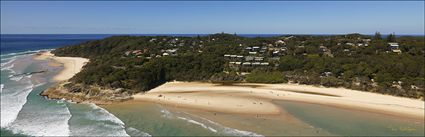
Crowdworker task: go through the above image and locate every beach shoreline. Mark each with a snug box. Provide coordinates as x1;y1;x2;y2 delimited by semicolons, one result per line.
34;50;424;120
33;51;89;82
133;81;425;120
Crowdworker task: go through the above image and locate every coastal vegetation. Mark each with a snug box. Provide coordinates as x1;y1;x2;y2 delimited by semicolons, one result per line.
51;33;425;99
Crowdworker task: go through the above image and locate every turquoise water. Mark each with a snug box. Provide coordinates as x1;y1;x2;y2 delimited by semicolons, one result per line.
1;51;130;136
104;100;424;136
276;101;424;136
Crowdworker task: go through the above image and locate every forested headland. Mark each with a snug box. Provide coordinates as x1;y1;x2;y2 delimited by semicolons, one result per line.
51;33;425;99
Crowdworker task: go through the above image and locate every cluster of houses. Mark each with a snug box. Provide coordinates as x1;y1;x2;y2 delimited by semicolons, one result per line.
224;54;269;65
223;54;270;71
124;48;179;59
245;46;268;55
339;38;372;47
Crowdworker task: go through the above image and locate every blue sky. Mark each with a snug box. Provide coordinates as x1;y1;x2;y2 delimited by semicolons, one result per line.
1;1;424;34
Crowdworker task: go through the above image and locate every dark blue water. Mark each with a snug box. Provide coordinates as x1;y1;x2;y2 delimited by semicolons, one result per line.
0;34;276;54
0;34;110;55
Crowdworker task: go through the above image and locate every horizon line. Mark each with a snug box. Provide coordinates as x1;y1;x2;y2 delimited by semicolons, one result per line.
1;33;424;36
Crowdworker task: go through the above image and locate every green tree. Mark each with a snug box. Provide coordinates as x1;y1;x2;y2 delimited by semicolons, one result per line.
374;31;382;40
387;33;396;42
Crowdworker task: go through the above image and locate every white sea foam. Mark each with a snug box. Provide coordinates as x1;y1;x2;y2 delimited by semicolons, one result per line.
1;63;15;72
1;58;16;68
0;84;4;93
6;101;72;136
159;107;173;118
177;116;218;133
87;104;126;126
1;49;53;58
80;103;129;136
0;78;34;127
183;112;264;137
9;75;24;82
126;127;152;137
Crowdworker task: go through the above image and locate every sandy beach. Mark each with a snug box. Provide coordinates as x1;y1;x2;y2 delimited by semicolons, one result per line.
33;51;89;82
133;82;425;119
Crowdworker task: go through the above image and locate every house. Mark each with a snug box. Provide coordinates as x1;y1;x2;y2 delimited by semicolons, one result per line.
252;62;261;66
162;53;169;56
224;54;231;57
124;51;132;56
132;50;142;54
319;46;327;52
275;40;285;45
248;52;257;55
284;36;294;40
166;49;178;56
245;56;254;61
254;57;264;61
362;39;371;43
346;43;355;46
242;62;251;66
388;42;399;50
388;43;402;53
260;62;269;66
245;47;252;51
149;38;157;42
252;46;260;51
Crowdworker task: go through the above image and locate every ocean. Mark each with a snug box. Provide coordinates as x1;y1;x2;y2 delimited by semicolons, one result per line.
1;34;130;136
1;34;424;136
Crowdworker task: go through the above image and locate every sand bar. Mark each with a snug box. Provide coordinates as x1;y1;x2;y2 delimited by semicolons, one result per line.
34;51;89;82
133;82;424;119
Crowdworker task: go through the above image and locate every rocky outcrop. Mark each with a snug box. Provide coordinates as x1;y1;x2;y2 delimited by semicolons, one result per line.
40;82;132;104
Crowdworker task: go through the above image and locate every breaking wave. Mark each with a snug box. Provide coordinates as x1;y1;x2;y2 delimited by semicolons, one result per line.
6;101;72;136
196;115;264;137
69;103;129;136
86;104;126;126
177;116;218;133
1;49;53;59
126;127;152;137
0;75;34;128
159;107;263;136
0;84;3;93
